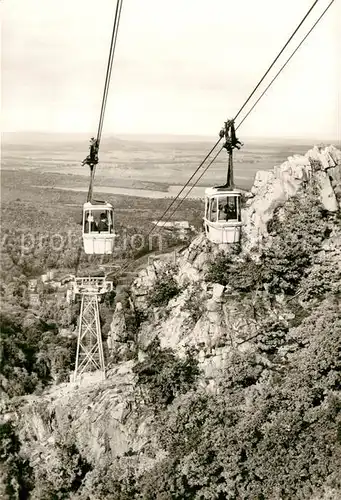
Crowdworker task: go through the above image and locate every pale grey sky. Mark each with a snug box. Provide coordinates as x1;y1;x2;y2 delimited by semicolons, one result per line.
2;0;340;139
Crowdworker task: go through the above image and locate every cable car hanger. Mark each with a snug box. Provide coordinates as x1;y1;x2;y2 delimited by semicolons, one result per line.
218;120;242;190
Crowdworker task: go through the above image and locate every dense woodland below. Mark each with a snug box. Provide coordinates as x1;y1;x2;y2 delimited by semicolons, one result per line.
0;171;197;399
1;151;341;499
1;168;201;284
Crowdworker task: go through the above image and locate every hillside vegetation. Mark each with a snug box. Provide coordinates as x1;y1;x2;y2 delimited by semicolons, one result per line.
0;146;340;499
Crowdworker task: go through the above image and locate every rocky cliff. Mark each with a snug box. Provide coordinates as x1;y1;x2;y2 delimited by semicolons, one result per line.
113;145;341;367
1;145;341;499
242;145;341;252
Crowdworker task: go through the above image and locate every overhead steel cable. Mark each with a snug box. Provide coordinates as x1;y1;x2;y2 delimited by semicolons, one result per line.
112;148;226;279
111;143;222;276
236;0;335;130
96;0;124;147
85;0;123;203
155;0;334;226
144;0;321;234
157;145;225;229
149;136;223;227
233;0;320;122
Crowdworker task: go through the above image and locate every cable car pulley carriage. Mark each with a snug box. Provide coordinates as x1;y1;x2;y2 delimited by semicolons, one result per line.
204;120;243;244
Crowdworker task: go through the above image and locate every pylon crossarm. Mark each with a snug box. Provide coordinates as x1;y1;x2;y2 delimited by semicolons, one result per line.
73;277;113;295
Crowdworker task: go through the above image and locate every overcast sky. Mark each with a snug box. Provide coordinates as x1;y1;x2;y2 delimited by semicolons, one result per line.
2;0;340;139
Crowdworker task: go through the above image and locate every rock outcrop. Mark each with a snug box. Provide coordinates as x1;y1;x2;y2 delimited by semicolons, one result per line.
1;362;156;479
242;145;341;251
2;144;341;498
106;145;341;368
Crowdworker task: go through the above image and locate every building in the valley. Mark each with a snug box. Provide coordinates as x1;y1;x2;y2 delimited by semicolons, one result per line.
29;293;41;308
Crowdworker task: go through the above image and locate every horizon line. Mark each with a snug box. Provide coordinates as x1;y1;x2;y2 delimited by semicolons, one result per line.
2;130;340;143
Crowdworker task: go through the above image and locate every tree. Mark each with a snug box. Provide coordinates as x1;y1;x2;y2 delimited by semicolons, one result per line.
133;340;200;410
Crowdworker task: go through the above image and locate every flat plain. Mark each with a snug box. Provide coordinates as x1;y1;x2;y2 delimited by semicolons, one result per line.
2;133;339;241
2;132;327;199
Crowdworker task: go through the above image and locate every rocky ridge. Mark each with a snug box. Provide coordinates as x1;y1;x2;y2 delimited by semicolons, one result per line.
109;145;341;373
1;144;341;498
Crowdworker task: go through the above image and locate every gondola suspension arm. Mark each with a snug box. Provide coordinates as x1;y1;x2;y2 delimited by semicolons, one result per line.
219;120;242;189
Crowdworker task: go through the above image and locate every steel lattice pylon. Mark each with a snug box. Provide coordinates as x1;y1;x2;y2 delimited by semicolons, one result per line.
72;277;113;382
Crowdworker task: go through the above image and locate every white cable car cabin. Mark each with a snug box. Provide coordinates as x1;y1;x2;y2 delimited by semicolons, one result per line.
204;119;243;244
204;187;242;244
82;202;115;254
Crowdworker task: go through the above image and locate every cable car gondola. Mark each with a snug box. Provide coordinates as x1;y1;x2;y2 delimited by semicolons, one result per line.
81;137;116;255
204;120;243;244
204;187;242;244
82;201;115;255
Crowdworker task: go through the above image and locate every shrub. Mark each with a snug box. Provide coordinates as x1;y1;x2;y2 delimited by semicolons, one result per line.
181;283;205;325
255;318;289;356
28;439;93;499
0;421;34;498
133;339;200;410
125;308;148;340
205;252;263;292
260;190;332;295
148;266;180;307
298;254;341;302
0;308;76;396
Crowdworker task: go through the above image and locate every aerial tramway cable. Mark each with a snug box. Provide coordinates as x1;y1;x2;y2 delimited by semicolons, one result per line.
153;0;333;230
147;0;322;232
148;138;223;231
233;0;321;122
159;146;225;227
236;0;335;130
86;0;124;203
97;0;124;147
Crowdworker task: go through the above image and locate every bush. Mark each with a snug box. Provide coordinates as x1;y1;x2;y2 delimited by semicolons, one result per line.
28;438;93;499
133;339;200;410
77;459;139;500
148;266;181;307
181;283;205;325
261;190;332;295
206;253;263;292
0;307;76;396
125;308;148;341
0;421;34;499
298;254;341;302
